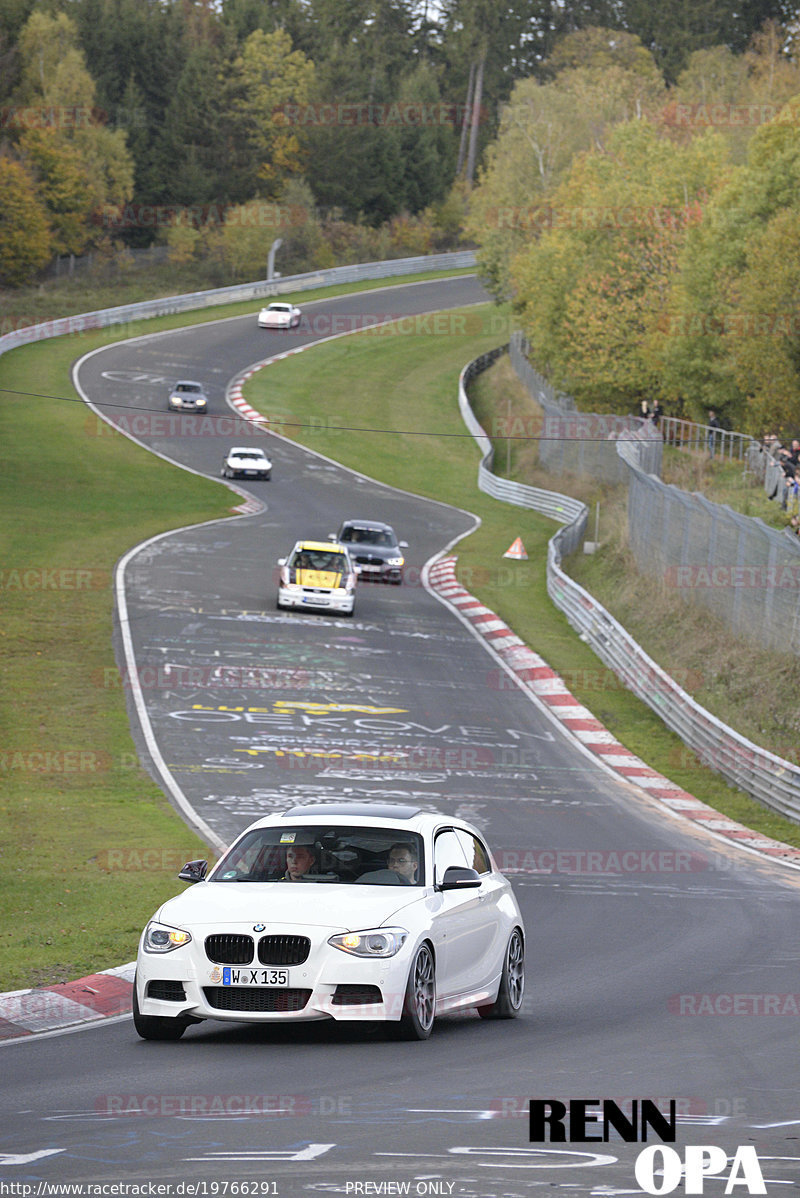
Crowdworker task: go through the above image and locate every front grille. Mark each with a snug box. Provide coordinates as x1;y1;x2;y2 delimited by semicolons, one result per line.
205;934;254;965
203;987;311;1013
258;934;310;965
147;980;186;1002
355;555;383;567
331;984;382;1006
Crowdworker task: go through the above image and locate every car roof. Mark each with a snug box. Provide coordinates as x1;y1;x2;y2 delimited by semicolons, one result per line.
340;519;395;533
173;379;204;388
266;301;292;308
228;446;267;455
238;803;483;839
282;802;421;820
293;539;350;553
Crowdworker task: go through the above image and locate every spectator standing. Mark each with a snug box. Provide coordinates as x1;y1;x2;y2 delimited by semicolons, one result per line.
707;409;722;458
649;399;662;427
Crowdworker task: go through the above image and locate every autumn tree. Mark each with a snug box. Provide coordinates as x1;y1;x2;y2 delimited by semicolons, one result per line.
662;95;800;427
467;28;666;298
224;28;315;200
512;120;727;411
0;156;51;285
9;10;134;254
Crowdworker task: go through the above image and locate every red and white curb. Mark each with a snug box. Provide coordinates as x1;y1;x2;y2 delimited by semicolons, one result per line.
428;555;800;870
0;963;135;1042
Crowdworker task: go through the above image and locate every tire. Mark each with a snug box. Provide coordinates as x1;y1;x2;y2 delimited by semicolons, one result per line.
395;943;435;1040
478;928;524;1019
132;977;188;1041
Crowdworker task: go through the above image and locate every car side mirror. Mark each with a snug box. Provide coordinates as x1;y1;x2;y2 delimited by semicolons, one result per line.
277;557;286;566
327;533;337;541
179;859;208;884
399;540;409;549
437;866;481;892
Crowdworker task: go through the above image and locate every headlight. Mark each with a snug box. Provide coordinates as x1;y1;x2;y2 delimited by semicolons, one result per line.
196;399;206;407
328;927;408;958
143;921;192;953
387;557;404;566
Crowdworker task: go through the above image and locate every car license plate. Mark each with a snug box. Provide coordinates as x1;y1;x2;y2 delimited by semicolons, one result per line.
222;967;289;986
361;564;380;572
303;596;328;604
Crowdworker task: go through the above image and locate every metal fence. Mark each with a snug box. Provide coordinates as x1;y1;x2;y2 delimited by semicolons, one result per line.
0;250;477;359
661;415;755;463
509;332;800;656
458;350;588;553
459;345;800;824
626;470;800;653
508;334;662;482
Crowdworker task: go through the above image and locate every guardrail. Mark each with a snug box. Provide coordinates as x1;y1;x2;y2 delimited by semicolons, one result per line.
458;346;800;825
660;415;756;463
0;250;477;359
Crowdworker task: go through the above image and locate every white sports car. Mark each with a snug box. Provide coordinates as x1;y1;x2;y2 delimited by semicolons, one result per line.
257;301;301;329
221;446;272;480
133;803;525;1041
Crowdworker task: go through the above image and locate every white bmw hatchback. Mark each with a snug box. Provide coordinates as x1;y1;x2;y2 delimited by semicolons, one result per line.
133;803;525;1041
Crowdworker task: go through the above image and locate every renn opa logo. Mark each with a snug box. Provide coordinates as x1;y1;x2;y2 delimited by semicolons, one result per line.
529;1101;765;1195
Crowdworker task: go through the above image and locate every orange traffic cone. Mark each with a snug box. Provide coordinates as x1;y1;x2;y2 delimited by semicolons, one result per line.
503;537;528;560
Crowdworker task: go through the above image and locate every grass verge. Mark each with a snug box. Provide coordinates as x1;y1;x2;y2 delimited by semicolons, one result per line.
243;324;800;850
0;268;472;992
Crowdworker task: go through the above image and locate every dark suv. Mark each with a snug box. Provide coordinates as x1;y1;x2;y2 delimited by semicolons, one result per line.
331;520;407;584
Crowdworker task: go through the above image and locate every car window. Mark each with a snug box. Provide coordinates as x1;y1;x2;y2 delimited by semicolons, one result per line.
433;829;469;883
211;825;425;885
292;549;349;573
176;383;200;393
454;829;491;875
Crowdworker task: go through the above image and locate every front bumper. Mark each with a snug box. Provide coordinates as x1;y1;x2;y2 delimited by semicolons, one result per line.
277;584;355;614
136;941;412;1024
356;563;403;583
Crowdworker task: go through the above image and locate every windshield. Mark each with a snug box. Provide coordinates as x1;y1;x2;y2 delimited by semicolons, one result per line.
291;549;350;573
341;527;396;547
211;825;425;886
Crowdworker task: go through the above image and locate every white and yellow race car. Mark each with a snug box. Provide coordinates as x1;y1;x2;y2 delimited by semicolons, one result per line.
276;539;357;616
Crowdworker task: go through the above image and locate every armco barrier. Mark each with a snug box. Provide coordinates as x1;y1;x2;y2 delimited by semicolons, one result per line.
459;346;800;824
0;250;477;359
